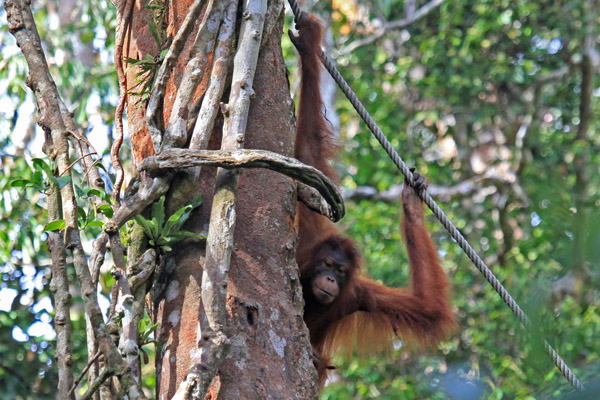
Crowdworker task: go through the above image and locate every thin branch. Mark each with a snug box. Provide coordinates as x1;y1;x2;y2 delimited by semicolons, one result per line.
60;108;107;192
80;368;116;400
577;21;595;143
107;172;172;229
386;0;445;29
162;0;239;220
534;49;600;85
138;148;345;221
112;0;135;206
109;232;140;381
535;65;570;84
59;152;97;176
89;232;109;285
57;108;111;397
339;0;445;55
342;174;529;206
68;351;102;398
47;187;75;400
513;115;532;173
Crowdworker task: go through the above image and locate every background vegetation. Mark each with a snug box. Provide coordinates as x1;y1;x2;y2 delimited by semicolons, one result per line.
1;0;599;398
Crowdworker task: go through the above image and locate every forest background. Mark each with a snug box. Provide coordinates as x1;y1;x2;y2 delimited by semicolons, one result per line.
0;0;599;398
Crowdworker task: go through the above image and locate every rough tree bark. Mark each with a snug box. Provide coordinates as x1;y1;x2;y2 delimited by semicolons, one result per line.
122;0;318;398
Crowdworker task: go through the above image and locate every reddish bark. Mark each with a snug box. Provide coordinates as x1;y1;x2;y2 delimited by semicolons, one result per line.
122;1;317;398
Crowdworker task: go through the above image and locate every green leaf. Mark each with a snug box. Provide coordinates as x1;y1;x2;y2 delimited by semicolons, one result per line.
86;221;104;228
103;270;116;288
190;193;203;208
151;216;160;239
148;339;162;355
43;219;66;232
9;179;31;188
55;175;71;189
152;196;165;232
88;203;97;222
155;236;170;245
141;321;160;342
161;204;192;238
134;214;155;238
77;207;87;225
148;20;162;47
32;158;54;178
86;188;110;203
98;204;114;218
93;160;108;172
124;57;146;67
161;194;202;238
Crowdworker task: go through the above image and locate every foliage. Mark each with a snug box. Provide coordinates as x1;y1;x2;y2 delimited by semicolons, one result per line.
124;0;169;99
134;194;205;252
0;0;599;398
302;0;600;398
0;156;58;399
1;1;119;397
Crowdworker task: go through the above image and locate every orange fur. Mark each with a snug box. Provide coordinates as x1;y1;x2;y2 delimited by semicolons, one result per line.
291;13;455;387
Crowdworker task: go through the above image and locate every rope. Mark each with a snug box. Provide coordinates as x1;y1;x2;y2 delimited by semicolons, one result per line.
287;0;584;391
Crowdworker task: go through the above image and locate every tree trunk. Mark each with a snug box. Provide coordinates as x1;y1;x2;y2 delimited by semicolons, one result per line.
123;1;317;398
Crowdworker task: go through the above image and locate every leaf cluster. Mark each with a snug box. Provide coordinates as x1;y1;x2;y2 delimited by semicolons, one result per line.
134;194;205;252
124;0;169;100
9;158;71;192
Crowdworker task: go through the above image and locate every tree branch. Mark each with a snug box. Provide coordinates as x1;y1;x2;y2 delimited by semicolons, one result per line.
138;148;345;221
68;351;102;398
111;0;135;206
47;187;74;400
109;232;140;381
80;368;116;400
6;1;145;397
339;0;445;55
343;173;529;206
297;182;337;221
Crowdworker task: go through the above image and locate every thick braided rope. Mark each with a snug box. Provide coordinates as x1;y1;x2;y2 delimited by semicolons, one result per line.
287;0;584;391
